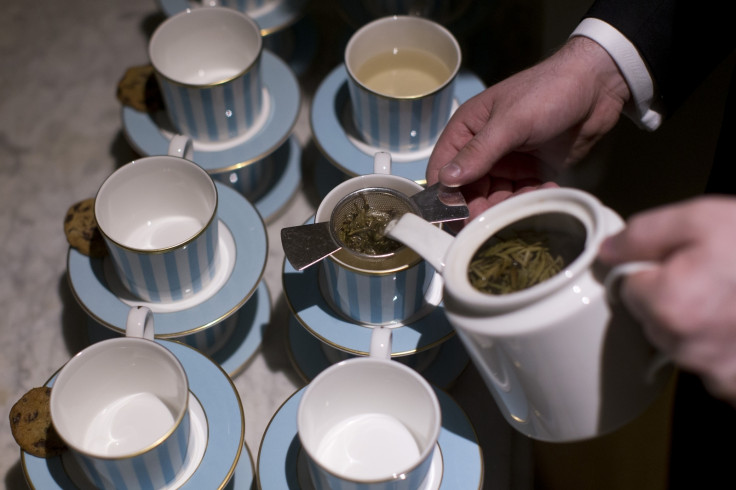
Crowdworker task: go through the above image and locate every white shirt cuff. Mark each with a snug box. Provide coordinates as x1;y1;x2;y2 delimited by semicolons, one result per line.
571;17;663;130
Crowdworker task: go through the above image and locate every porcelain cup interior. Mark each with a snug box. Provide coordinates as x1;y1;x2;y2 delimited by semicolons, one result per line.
50;307;190;489
95;155;219;303
298;327;441;489
344;15;461;152
148;7;264;144
149;7;261;87
345;15;460;98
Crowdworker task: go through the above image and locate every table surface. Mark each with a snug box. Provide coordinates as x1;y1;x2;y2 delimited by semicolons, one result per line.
0;1;533;488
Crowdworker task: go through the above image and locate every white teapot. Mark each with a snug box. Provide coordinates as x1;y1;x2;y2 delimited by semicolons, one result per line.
385;187;673;442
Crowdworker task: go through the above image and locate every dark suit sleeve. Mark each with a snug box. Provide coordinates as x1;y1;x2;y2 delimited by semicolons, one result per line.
584;0;736;115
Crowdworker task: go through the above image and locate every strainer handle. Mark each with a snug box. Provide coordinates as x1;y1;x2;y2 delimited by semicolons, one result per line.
281;222;341;271
412;183;469;223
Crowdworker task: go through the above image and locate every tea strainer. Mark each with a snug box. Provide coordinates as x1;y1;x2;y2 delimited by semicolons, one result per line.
281;183;468;271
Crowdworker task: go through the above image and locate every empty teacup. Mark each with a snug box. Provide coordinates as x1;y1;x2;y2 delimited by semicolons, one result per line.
95;149;219;303
345;15;461;152
385;187;674;442
149;7;264;144
50;306;190;489
298;326;441;490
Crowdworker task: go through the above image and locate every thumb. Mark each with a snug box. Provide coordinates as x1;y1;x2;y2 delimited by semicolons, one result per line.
437;119;519;187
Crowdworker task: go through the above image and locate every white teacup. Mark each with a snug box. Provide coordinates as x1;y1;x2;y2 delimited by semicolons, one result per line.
345;15;461;153
385;187;674;442
95;145;219;303
149;7;264;144
50;306;190;489
298;326;441;490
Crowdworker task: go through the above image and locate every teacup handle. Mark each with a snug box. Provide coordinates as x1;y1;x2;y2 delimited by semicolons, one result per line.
126;306;155;340
373;151;391;175
604;261;671;383
369;326;392;360
168;134;193;160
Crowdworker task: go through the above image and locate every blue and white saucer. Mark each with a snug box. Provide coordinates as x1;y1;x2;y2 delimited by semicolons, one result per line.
22;340;251;489
286;316;469;389
158;0;308;36
122;50;301;220
310;65;485;184
282;255;455;357
68;182;268;346
86;281;271;378
256;386;483;489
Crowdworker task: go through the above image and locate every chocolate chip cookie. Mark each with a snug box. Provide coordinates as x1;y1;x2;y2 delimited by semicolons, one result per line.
116;63;165;113
9;387;67;458
63;197;108;258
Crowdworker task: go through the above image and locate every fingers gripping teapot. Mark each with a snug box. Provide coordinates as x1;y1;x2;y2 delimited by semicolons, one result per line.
385;187;673;442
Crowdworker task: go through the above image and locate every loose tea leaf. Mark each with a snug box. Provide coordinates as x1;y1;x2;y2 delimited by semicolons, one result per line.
468;233;564;295
337;194;403;255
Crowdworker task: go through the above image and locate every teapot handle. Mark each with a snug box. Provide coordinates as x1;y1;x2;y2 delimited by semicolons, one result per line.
384;213;454;273
604;261;671;383
604;261;657;304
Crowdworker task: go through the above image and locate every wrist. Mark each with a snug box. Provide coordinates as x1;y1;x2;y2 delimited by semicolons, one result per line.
570;18;663;130
561;36;632;105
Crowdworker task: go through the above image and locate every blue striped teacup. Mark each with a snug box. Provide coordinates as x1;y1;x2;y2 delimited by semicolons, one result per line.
149;7;264;145
95;155;219;303
345;15;461;153
51;307;191;490
298;327;441;490
314;159;437;326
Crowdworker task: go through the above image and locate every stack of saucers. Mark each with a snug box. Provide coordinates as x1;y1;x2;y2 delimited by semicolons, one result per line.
26;6;313;489
284;15;489;384
23;334;254;489
122;47;302;222
280;204;470;390
72;180;271;379
78;6;290;379
124;1;305;223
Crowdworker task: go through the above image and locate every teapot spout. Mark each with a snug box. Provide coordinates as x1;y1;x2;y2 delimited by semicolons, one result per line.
385;213;454;273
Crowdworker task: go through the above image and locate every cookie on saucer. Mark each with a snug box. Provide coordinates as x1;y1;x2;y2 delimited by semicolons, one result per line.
9;387;67;458
64;198;108;258
116;64;165;113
